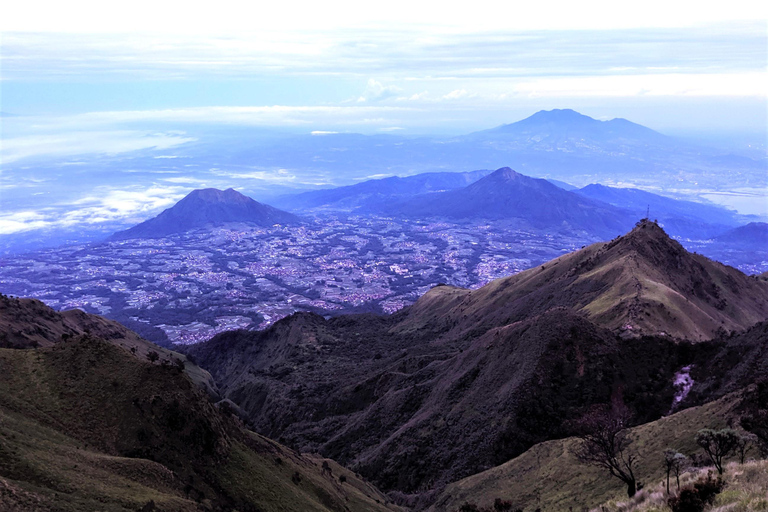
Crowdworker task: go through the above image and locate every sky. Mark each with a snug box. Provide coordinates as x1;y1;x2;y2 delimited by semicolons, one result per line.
1;0;767;136
0;1;767;239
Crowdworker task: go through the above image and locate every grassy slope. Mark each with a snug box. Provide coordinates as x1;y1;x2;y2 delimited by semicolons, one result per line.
0;296;218;394
0;340;398;512
397;222;768;342
431;393;740;512
591;460;768;512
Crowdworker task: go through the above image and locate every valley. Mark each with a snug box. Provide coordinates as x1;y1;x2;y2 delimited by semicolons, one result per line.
0;216;594;345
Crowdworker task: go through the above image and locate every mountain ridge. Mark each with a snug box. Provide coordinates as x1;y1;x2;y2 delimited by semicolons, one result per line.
0;296;398;512
188;221;768;496
402;220;768;341
374;167;635;237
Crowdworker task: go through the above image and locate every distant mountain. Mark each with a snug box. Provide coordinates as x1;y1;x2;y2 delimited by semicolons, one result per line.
714;222;768;249
271;169;493;212
111;188;299;240
545;178;577;191
378;167;635;236
575;183;742;238
474;108;671;147
0;295;393;512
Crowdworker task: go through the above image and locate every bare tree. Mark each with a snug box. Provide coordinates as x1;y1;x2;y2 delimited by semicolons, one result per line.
695;428;740;474
736;431;757;464
573;405;638;498
663;449;687;494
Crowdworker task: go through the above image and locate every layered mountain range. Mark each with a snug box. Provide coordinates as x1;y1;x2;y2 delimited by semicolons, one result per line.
271;166;753;241
187;221;768;498
4;219;768;510
0;294;397;512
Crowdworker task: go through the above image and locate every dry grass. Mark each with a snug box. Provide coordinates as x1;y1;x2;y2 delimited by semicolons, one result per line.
593;460;768;512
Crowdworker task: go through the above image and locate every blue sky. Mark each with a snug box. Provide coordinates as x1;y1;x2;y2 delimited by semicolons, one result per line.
1;1;766;136
0;1;766;238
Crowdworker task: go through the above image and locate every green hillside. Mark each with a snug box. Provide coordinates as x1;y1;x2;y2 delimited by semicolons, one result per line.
0;335;398;512
431;393;742;511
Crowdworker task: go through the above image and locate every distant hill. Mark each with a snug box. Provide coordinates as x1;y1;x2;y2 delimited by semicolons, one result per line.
0;295;396;512
271;169;493;212
714;222;768;250
474;108;671;147
575;183;743;239
377;167;635;237
111;188;299;240
545;178;577;190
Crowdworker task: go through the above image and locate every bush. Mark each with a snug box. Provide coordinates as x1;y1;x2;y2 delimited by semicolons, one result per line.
667;473;724;512
493;498;516;511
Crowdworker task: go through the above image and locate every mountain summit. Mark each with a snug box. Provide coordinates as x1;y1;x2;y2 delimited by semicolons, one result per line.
384;167;634;236
483;108;668;143
111;188;299;240
403;220;768;340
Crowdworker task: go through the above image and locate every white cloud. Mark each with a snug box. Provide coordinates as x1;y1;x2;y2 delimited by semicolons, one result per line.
512;72;768;98
0;185;188;234
442;89;471;100
12;106;416;130
0;131;195;163
356;79;403;103
3;1;766;34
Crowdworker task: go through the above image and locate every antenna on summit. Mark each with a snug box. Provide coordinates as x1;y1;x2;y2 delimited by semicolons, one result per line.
646;205;650;220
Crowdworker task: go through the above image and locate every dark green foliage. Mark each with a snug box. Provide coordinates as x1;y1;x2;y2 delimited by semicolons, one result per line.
456;500;520;512
493;498;516;511
695;428;740;474
740;379;768;455
667;474;724;512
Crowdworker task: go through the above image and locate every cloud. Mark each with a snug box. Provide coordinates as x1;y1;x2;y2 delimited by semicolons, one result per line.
0;185;188;234
357;79;403;102
8;106;416;131
0;130;195;163
442;89;471;100
0;211;50;234
2;22;764;83
511;72;768;98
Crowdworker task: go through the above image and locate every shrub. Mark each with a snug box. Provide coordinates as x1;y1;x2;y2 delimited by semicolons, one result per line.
667;473;723;512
